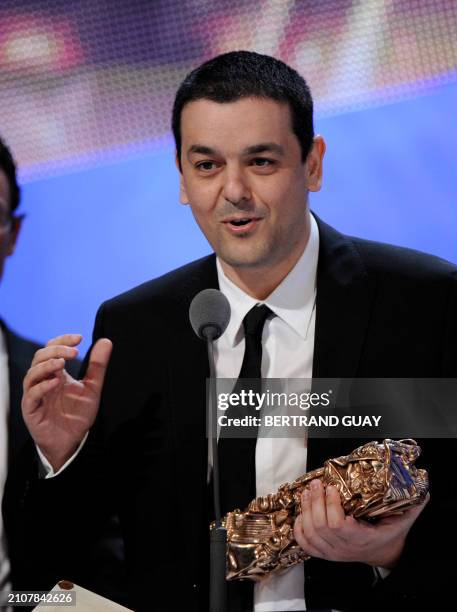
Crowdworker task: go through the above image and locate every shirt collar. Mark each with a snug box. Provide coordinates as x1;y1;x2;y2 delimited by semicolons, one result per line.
216;212;319;346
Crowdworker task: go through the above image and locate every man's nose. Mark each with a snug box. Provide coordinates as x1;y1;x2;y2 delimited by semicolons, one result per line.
222;168;252;207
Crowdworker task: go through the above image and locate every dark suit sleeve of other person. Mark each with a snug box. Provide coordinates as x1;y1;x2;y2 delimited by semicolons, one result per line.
2;255;217;612
306;223;457;612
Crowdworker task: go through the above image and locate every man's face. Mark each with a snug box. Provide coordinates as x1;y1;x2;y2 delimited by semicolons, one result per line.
0;168;21;280
178;97;324;282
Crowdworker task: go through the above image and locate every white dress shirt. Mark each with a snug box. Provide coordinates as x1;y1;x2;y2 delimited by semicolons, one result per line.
214;213;319;611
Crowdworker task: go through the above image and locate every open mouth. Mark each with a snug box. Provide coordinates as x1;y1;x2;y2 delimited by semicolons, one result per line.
222;216;263;234
229;218;253;227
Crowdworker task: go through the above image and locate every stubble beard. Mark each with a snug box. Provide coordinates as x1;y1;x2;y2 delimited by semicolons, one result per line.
216;228;289;270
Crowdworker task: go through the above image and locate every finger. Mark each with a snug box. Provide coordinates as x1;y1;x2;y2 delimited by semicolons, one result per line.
300;488;315;539
413;491;430;512
83;338;113;395
325;485;348;542
377;493;430;532
31;345;79;368
400;492;430;522
22;377;61;416
293;515;323;558
300;484;334;555
46;334;82;348
399;493;430;530
309;479;328;530
309;480;336;550
24;358;66;393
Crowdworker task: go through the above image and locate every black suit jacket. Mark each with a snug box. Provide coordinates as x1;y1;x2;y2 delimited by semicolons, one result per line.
4;217;457;611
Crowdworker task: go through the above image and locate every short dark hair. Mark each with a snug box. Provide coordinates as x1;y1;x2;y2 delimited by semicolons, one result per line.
0;136;20;212
172;50;314;169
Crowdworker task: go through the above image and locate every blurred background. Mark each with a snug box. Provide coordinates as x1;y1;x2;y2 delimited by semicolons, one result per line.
0;0;456;354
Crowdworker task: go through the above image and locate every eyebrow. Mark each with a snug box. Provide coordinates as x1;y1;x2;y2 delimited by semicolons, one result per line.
243;142;285;156
187;142;285;158
188;145;218;157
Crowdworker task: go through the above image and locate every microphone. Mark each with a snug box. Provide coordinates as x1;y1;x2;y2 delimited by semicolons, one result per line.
189;288;231;341
189;288;230;612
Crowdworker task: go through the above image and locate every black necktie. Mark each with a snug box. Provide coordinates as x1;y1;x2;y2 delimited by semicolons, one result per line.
218;304;273;516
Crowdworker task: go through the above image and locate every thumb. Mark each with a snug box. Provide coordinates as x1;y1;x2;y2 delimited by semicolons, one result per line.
84;338;113;394
404;492;430;524
378;492;430;530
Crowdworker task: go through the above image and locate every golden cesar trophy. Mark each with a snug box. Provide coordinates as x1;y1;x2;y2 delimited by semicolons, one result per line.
211;439;428;581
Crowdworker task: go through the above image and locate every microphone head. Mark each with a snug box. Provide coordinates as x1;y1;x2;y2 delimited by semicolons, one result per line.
189;289;231;341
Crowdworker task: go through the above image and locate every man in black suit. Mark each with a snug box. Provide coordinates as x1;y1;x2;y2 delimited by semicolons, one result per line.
5;52;456;611
0;137;40;601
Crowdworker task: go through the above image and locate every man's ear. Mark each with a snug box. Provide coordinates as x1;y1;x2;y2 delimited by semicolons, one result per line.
175;152;189;205
7;214;23;256
306;136;326;193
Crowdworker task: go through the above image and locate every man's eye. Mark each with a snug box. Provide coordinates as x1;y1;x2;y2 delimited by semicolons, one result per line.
196;161;216;171
252;158;274;167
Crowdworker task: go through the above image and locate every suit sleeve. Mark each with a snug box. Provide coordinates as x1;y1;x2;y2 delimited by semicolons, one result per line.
370;272;457;609
2;304;115;594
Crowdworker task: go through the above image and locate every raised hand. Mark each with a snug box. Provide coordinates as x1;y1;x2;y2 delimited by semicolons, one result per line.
22;333;113;471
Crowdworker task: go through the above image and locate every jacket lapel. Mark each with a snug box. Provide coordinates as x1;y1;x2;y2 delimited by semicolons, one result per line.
166;255;219;581
309;216;377;468
168;254;219;451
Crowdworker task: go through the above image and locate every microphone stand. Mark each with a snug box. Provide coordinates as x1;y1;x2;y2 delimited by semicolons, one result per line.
205;329;227;612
